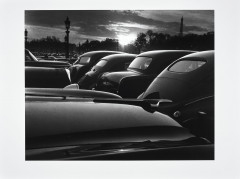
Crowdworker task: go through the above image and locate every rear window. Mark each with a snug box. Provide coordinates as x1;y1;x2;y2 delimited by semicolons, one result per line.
96;60;107;67
169;60;206;73
79;57;91;64
128;57;152;71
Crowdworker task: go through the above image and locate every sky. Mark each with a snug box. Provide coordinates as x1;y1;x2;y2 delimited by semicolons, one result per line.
25;10;214;45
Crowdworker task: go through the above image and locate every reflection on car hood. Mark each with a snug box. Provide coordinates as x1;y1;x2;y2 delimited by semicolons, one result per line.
102;70;142;84
25;99;197;149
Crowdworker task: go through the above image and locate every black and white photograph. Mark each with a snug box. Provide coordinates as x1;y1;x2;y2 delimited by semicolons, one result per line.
25;10;214;160
1;0;240;178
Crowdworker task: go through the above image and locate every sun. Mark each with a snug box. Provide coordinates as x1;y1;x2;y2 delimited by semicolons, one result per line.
118;34;136;46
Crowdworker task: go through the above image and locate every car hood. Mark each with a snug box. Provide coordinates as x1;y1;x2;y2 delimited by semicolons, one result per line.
25;98;196;149
102;70;142;84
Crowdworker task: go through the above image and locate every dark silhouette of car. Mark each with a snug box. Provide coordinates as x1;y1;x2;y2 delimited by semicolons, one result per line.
77;54;136;89
25;92;213;160
138;51;214;142
139;51;214;102
69;51;124;83
25;66;71;88
25;49;71;68
25;50;124;88
95;50;195;98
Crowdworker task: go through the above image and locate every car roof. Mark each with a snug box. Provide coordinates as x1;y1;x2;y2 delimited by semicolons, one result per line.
81;51;124;57
141;51;214;101
137;50;196;58
101;53;137;62
161;50;214;77
176;50;214;61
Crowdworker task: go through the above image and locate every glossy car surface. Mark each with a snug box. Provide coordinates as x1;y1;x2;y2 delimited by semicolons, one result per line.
144;95;214;142
26;88;122;99
78;54;136;89
140;50;214;102
69;51;124;83
26;95;213;160
95;50;195;98
25;49;71;68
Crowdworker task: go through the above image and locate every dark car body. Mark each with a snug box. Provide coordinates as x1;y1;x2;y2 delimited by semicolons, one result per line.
69;51;124;83
138;51;214;142
25;66;71;88
26;87;122;99
25;51;124;88
95;50;195;98
144;95;214;142
140;51;214;102
25;49;71;68
25;94;213;160
77;54;136;89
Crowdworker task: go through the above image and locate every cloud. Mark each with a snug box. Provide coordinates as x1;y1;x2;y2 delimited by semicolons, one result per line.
25;10;214;44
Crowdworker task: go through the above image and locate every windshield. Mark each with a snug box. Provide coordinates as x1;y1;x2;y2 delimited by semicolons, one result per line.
169;60;206;73
79;57;91;64
128;57;152;71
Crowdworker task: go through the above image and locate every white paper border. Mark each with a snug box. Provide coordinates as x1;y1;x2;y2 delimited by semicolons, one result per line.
0;0;240;178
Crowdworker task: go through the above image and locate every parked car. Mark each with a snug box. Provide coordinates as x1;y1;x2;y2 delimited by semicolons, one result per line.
95;50;195;98
25;66;71;88
25;50;124;88
139;50;214;102
138;50;214;142
25;92;213;160
77;54;136;89
25;49;71;68
69;51;124;83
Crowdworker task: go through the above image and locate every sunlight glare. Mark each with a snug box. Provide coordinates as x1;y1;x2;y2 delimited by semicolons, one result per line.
118;34;136;46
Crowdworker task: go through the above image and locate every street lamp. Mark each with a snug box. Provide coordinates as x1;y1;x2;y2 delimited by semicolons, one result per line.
25;29;28;42
64;16;70;59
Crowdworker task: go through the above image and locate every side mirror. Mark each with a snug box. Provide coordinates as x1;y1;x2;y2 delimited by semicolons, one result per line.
64;83;79;90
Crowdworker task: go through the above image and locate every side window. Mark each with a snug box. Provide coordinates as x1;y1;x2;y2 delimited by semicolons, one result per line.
169;60;206;73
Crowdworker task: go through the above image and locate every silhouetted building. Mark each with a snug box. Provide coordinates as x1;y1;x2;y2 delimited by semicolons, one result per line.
179;16;183;37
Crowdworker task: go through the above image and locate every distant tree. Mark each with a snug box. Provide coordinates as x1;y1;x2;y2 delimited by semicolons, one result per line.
134;33;147;53
124;43;138;54
133;31;214;52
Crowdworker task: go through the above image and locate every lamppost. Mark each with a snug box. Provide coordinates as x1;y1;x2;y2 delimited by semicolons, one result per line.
25;29;28;47
64;16;70;59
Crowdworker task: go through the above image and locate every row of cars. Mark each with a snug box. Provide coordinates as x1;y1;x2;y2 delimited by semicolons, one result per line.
25;49;214;160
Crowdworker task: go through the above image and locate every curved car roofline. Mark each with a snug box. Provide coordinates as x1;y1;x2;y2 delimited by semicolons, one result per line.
101;54;137;61
81;51;124;57
137;50;196;58
177;50;214;60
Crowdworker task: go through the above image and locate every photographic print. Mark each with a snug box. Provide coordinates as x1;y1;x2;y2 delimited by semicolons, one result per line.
25;10;214;160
